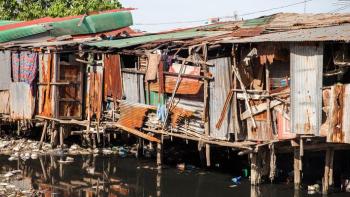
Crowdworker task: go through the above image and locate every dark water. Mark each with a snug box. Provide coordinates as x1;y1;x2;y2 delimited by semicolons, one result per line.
0;154;348;197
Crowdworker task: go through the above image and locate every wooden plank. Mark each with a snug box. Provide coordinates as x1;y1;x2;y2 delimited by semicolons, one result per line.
38;121;48;150
241;100;282;120
115;123;160;143
233;66;256;128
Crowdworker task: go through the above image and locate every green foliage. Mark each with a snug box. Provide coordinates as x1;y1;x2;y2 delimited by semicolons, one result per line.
0;0;122;20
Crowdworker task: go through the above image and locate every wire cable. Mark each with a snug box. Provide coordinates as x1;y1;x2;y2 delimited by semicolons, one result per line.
134;0;313;26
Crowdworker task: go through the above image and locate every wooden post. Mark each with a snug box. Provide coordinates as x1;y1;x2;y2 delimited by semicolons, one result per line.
265;63;272;138
157;142;162;167
156;167;162;197
323;148;334;194
294;149;301;190
59;126;64;147
232;55;240;141
206;144;211;167
203;44;211;167
329;149;334;187
251;152;261;185
39;121;48;150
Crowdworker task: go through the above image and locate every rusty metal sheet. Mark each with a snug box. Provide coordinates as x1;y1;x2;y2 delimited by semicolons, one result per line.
231;27;264;37
167;97;205;134
0;50;11;90
221;24;350;43
117;101;148;129
104;54;122;101
149;77;203;95
38;53;54;117
291;44;323;135
9;82;35;120
0;90;10;114
89;66;103;121
208;57;233;140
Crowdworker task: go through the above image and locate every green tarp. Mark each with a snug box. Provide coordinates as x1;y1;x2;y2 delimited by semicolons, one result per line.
0;11;133;43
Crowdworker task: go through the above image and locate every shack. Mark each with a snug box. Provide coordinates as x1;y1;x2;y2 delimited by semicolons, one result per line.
1;12;350;194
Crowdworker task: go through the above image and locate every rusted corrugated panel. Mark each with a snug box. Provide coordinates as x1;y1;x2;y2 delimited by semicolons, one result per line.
208;57;233;140
122;72;145;103
0;90;10;114
168;97;205;134
38;53;54;117
231;27;264;37
117;101;149;129
0;51;11;90
89;66;103;121
149;77;203;95
222;24;350;43
291;44;323;135
104;54;122;101
9;82;35;120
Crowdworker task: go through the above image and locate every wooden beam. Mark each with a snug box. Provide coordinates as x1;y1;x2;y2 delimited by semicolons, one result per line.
142;127;254;150
114;123;160;143
241;100;282;120
38;121;48;150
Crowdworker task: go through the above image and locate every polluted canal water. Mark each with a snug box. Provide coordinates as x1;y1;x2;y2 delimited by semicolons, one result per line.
0;154;349;197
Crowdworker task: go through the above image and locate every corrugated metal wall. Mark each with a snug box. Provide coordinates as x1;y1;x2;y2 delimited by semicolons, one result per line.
0;51;11;90
208;57;233;140
10;82;35;120
290;43;323;135
169;97;205;134
122;72;145;104
0;91;10;114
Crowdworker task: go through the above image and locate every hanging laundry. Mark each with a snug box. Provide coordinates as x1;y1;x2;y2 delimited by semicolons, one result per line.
145;53;161;81
12;51;38;87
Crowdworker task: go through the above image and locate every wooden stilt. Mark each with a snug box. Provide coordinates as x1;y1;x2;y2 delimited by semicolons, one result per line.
156;142;162;167
250;186;261;197
38;121;48;150
92;134;97;149
269;144;276;183
323;148;334;194
294;149;301;190
329;149;334;187
206;144;211;167
251;152;261;185
59;126;64;147
156;168;162;197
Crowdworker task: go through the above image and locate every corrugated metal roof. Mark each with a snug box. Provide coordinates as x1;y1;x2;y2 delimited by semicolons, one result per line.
0;10;133;43
85;31;229;48
221;24;350;43
0;20;20;27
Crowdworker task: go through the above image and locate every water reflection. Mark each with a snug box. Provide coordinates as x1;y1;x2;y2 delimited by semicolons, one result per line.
0;155;348;197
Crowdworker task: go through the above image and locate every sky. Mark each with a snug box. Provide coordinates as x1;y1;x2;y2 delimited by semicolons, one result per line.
119;0;350;32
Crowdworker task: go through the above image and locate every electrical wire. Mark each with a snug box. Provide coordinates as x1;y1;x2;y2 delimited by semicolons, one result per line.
134;0;313;26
